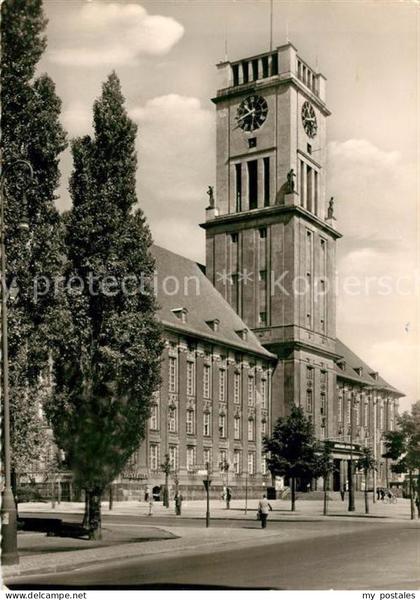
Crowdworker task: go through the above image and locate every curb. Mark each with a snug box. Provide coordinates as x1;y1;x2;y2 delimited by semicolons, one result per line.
3;529;282;582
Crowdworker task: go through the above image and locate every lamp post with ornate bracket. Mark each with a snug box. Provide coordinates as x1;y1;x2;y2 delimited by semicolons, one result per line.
1;158;33;565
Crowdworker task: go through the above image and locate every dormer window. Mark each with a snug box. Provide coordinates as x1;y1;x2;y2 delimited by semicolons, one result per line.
206;319;220;332
172;307;188;323
370;371;379;381
354;367;363;376
337;360;346;371
235;328;248;341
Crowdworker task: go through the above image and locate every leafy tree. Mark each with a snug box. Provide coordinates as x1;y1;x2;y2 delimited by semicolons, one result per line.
383;401;420;520
45;73;163;539
356;447;376;515
264;406;318;511
1;0;67;478
315;441;335;516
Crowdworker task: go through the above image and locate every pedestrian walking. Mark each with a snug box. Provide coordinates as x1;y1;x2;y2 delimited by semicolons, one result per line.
148;496;154;516
257;494;272;529
380;488;385;501
226;487;232;509
376;488;380;501
340;488;345;501
144;486;150;502
174;492;183;516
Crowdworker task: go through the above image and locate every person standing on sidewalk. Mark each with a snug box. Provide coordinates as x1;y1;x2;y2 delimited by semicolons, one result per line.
258;494;272;529
148;496;154;516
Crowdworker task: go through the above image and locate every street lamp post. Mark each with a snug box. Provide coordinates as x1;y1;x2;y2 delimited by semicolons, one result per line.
348;391;359;512
1;158;33;565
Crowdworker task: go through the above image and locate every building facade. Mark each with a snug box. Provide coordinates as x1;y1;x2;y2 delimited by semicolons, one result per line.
122;43;403;499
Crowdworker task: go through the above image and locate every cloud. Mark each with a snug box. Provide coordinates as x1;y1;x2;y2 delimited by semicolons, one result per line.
130;94;214;257
62;101;93;137
49;2;184;67
329;139;418;408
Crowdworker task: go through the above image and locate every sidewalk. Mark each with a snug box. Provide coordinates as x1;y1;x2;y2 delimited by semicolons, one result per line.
18;495;413;522
2;497;415;583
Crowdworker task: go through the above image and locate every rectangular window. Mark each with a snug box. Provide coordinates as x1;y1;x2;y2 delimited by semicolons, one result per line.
168;406;177;433
261;420;267;437
234;450;241;474
203;364;211;399
219;449;227;470
347;396;352;424
300;160;305;207
306;366;314;382
235;163;242;212
271;53;278;75
252;58;259;80
355;399;360;426
263;157;270;206
261;454;268;475
314;170;319;215
338;391;343;423
320;392;326;416
261;378;268;408
364;401;369;428
259;227;267;239
234;372;241;404
187;361;195;396
219;413;226;438
203;411;211;437
320;370;327;385
262;56;269;78
234;416;241;440
219;369;226;402
186;446;196;471
150;403;159;430
248;419;255;441
242;61;249;83
380;403;384;429
248;451;255;475
169;446;178;471
168;356;177;393
149;443;159;471
248;375;255;406
186;408;195;435
203;447;212;469
306;389;313;413
248;160;258;210
232;63;239;86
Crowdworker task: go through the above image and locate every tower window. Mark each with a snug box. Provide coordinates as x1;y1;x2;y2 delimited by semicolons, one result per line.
235;163;242;212
231;232;238;243
248;160;258;209
307;143;312;155
262;56;269;78
259;312;267;326
232;64;239;86
242;61;249;84
252;59;259;81
248;137;257;148
263;157;270;206
271;53;278;75
259;227;267;239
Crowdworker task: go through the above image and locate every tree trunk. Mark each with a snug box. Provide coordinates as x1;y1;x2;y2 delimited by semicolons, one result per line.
417;470;420;519
291;477;296;512
108;485;113;511
409;470;415;520
87;488;102;539
364;470;369;514
323;476;328;516
82;489;89;528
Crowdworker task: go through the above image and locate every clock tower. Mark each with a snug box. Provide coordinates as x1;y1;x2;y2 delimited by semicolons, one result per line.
201;43;342;437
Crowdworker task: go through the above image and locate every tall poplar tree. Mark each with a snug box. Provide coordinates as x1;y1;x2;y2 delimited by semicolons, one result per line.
45;73;163;539
1;0;67;477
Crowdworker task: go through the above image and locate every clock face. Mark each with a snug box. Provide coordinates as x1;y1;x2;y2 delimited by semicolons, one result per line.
301;101;317;138
236;95;268;132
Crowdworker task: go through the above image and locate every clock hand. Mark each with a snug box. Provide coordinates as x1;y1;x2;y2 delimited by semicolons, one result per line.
236;108;256;122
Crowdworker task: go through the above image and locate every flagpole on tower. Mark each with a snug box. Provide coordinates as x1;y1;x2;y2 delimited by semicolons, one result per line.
269;0;273;52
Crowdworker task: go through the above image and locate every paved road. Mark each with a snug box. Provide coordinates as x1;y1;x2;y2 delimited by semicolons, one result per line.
10;520;419;590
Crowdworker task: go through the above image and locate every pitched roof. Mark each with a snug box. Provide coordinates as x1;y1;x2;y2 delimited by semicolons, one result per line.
151;245;275;360
335;339;404;396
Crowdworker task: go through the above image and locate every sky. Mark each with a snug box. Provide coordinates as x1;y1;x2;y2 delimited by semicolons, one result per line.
39;0;419;411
